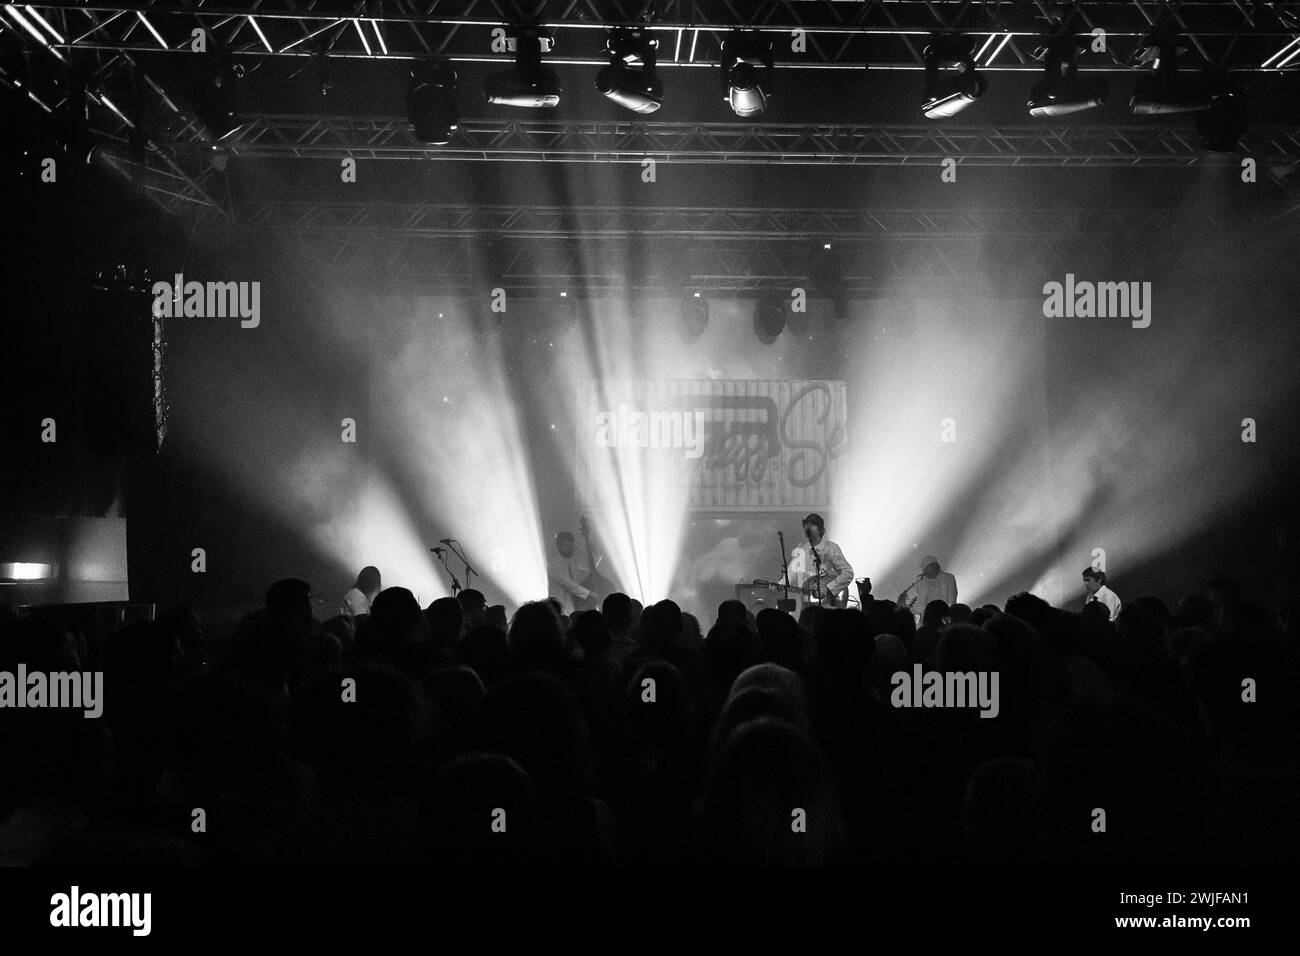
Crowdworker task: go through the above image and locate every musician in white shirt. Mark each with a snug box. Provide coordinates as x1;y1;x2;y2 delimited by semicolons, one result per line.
782;513;854;606
898;555;958;623
547;531;595;616
1082;566;1122;621
339;565;381;617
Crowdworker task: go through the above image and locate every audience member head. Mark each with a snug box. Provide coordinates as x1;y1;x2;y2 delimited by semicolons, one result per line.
425;596;464;660
937;623;999;673
360;587;430;674
869;634;908;692
572;609;612;660
457;589;487;629
601;592;634;638
755;607;803;670
507;601;569;673
729;663;807;716
696;717;845;865
638;599;683;655
921;600;951;628
1081;600;1111;624
716;599;749;628
1080;566;1105;595
623;659;694;745
355;566;382;599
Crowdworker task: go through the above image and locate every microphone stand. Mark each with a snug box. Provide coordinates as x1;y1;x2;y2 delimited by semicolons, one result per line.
446;539;478;592
808;532;824;603
431;547;462;596
775;531;795;613
899;573;924;611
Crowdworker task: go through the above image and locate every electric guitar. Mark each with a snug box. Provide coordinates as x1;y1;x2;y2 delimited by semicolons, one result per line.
751;579;848;609
575;516;618;611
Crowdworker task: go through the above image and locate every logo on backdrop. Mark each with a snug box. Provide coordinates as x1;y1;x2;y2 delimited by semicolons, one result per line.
581;380;847;509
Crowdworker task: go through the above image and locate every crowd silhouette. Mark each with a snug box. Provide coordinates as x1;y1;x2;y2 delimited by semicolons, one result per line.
1;574;1296;867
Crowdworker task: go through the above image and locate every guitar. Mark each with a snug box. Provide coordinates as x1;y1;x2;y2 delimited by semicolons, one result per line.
575;516;618;611
751;579;848;609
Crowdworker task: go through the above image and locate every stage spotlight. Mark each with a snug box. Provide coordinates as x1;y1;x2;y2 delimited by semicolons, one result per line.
1196;87;1248;152
922;36;986;119
1029;37;1107;117
721;30;773;118
1129;39;1211;114
408;58;457;144
753;295;786;343
596;27;662;114
187;53;244;140
485;26;561;108
679;293;709;343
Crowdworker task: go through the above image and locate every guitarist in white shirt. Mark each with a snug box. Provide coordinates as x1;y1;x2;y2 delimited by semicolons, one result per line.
783;513;854;608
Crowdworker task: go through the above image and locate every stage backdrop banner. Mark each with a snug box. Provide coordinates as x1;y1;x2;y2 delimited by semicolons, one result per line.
577;379;847;511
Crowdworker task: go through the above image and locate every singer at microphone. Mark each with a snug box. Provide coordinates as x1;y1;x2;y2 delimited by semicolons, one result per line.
899;554;958;613
777;513;854;608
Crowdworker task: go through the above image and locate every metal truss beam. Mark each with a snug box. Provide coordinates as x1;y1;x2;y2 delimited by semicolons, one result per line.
12;1;1300;71
0;9;233;217
202;115;1300;169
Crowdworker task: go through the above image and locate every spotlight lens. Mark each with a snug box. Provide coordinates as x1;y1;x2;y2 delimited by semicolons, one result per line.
727;62;767;117
596;64;663;114
923;73;986;119
486;68;562;108
1028;76;1107;117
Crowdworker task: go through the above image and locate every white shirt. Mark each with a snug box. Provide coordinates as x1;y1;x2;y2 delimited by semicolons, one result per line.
914;571;958;611
1086;584;1122;621
783;539;854;601
547;555;592;615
